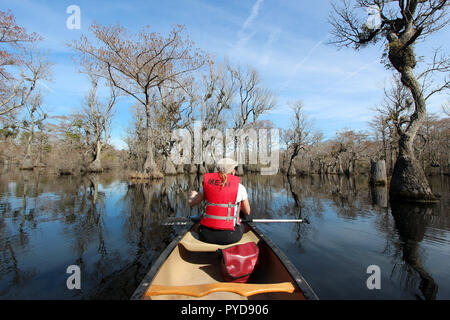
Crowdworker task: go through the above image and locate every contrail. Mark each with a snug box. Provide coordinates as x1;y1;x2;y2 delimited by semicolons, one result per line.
237;0;264;46
242;0;264;30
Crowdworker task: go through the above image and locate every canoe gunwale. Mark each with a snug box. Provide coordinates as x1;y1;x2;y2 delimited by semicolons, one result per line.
130;221;194;300
247;222;319;300
130;221;319;300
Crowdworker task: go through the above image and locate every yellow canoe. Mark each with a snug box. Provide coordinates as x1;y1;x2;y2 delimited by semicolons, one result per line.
131;222;318;300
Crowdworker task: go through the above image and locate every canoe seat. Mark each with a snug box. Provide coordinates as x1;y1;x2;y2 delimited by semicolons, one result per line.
145;282;296;298
179;230;260;252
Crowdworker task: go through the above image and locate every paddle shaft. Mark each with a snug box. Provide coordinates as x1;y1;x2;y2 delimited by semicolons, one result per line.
162;216;310;226
249;219;308;223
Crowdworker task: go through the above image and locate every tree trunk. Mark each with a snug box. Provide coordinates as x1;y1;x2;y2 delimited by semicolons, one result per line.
21;133;34;170
389;62;436;200
346;158;354;176
176;164;184;174
389;145;396;176
287;153;297;176
336;156;344;175
386;37;438;202
389;135;437;202
143;108;160;177
198;163;206;174
188;163;197;174
162;156;177;175
236;164;244;176
88;140;103;172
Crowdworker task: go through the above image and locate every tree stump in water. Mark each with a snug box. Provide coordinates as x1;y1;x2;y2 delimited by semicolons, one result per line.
370;160;387;186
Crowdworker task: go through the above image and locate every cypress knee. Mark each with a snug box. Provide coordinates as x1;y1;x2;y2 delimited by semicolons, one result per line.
370;160;387;186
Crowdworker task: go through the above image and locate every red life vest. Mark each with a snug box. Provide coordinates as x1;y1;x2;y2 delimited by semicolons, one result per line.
201;172;241;231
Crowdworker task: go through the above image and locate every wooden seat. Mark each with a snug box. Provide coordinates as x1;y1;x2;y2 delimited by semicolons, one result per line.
179;230;260;252
145;282;296;298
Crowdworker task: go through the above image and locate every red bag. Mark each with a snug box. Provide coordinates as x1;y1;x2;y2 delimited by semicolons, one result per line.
217;242;259;283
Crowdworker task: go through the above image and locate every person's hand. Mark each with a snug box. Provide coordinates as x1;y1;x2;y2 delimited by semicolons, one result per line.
188;191;198;204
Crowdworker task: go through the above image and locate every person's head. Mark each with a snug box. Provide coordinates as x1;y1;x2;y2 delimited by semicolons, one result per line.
216;158;238;187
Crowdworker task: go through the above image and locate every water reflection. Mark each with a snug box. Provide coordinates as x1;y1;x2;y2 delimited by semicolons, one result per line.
390;202;439;300
0;170;449;299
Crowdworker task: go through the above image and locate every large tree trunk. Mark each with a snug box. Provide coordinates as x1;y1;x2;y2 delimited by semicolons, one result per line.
88;140;103;172
388;40;437;202
389;135;437;202
162;156;177;175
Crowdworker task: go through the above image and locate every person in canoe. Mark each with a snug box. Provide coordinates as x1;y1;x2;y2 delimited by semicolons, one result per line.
188;158;251;245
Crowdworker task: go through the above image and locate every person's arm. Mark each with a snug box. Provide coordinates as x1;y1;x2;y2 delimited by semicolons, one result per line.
188;191;203;207
237;184;250;215
241;198;251;215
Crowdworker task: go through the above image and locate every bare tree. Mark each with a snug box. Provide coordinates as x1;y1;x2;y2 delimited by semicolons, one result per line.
334;130;370;175
0;10;44;116
283;100;321;176
442;100;449;116
20;93;47;169
70;23;205;177
80;71;117;172
0;45;51;117
185;60;234;171
228;63;277;169
329;0;448;202
229;63;277;130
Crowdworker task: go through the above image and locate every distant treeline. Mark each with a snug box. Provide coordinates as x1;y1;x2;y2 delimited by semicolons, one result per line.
0;6;449;203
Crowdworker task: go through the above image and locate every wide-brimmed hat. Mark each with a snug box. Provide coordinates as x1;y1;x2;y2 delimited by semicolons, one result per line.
216;158;238;174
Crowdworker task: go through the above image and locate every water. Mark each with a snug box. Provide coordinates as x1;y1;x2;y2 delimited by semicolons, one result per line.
0;170;449;299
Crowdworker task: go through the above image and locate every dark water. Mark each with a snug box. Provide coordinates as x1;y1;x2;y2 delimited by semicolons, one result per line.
0;170;449;299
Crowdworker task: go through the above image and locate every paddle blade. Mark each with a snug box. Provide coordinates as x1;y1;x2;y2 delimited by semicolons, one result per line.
161;216;201;226
161;217;190;226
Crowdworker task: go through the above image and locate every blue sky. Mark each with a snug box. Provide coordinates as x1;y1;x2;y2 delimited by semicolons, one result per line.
2;0;449;149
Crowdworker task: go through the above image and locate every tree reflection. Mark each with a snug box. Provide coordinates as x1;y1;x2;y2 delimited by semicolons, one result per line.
91;178;186;299
390;202;438;300
0;170;38;297
0;170;449;299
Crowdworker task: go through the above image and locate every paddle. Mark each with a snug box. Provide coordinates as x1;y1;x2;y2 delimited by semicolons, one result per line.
161;215;310;226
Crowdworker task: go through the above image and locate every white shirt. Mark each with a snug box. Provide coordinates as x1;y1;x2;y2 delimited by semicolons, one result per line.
236;183;248;203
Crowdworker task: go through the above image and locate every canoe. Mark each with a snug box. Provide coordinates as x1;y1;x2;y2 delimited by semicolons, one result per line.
131;221;318;300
